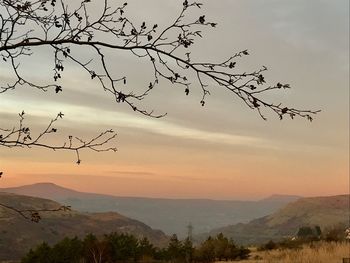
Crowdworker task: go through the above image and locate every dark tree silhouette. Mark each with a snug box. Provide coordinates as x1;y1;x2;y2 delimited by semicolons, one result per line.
0;0;319;218
21;232;250;263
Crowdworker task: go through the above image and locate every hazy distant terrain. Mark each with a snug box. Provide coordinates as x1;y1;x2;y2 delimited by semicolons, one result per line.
0;192;167;261
0;183;300;237
0;189;348;261
204;195;350;245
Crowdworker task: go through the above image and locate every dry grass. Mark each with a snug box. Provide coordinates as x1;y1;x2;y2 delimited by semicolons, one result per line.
217;242;350;263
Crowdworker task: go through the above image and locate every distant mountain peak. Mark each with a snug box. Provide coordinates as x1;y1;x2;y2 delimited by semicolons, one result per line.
21;182;71;189
33;182;59;186
0;182;82;200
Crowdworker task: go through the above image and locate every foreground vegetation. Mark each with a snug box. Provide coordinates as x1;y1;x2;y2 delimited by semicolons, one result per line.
21;233;250;263
20;224;350;263
238;241;349;263
237;225;350;263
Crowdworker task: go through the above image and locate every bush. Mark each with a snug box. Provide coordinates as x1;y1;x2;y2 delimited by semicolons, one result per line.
21;243;52;263
258;240;277;251
323;225;348;242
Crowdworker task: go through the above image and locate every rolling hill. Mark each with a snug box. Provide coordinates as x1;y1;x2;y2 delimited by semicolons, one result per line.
204;194;350;245
0;183;301;237
0;192;167;261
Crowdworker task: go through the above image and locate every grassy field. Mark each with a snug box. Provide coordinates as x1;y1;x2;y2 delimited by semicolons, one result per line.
217;242;349;263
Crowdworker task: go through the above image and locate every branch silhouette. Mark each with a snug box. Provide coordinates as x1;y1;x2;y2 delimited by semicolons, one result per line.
1;111;118;164
0;0;319;122
0;0;320;220
0;201;71;222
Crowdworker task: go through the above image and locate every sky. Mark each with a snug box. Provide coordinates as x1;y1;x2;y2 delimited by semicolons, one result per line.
0;0;349;200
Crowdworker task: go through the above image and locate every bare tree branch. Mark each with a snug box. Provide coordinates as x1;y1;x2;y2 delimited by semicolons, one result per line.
0;201;71;222
0;0;320;222
0;0;320;123
0;111;117;164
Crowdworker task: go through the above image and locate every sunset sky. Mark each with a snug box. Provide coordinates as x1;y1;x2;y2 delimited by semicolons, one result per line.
0;0;349;200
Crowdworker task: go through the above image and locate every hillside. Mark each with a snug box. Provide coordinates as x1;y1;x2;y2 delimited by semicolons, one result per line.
0;192;167;261
205;195;350;245
0;183;301;237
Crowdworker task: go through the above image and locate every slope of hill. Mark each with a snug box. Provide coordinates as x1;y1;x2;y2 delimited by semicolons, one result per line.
259;194;302;204
205;195;350;245
0;183;301;237
0;192;167;261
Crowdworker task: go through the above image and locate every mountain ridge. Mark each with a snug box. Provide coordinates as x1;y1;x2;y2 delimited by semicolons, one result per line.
203;194;350;245
0;182;303;201
0;182;302;237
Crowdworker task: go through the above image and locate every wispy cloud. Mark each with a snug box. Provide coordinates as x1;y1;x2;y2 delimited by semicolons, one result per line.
106;170;156;176
0;99;267;149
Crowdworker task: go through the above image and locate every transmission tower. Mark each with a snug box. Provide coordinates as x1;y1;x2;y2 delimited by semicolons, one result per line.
187;222;193;242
